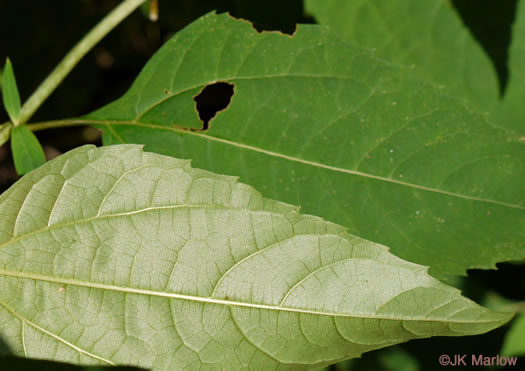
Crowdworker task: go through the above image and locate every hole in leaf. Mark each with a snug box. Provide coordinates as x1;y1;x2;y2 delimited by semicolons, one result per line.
193;82;234;130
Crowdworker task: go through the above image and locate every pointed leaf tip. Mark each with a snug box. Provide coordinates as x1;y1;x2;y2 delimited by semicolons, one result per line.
2;58;22;126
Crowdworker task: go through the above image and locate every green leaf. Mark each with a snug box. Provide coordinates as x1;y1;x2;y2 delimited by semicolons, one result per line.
2;58;22;125
501;313;525;357
304;0;499;112
10;125;46;175
0;144;512;369
84;12;525;279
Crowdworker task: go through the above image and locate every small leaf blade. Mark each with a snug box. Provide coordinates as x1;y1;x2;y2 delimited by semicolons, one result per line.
10;125;46;175
2;58;22;125
0;144;513;369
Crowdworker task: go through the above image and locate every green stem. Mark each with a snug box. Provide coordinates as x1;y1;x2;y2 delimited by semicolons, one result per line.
28;119;94;132
17;0;147;126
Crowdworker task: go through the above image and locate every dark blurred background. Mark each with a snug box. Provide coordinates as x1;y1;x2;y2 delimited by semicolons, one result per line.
0;1;523;370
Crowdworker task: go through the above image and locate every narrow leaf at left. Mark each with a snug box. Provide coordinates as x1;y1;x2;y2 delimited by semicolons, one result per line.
10;125;46;175
1;58;22;125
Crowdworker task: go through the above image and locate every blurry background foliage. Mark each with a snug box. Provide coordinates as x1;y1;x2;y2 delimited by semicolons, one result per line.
0;0;523;370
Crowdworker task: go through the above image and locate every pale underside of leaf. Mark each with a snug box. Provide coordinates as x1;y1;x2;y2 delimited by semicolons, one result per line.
0;145;511;369
84;12;525;279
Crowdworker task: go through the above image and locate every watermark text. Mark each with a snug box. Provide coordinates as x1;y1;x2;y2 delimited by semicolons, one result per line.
439;354;518;367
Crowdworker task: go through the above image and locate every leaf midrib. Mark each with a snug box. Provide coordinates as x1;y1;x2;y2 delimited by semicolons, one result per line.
2;202;499;324
82;119;525;211
4;202;490;324
0;268;503;324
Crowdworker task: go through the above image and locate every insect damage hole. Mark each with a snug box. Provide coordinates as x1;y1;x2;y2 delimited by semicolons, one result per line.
193;82;234;130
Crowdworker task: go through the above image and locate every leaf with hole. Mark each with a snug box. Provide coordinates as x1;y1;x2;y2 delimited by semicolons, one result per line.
0;144;513;369
83;12;525;279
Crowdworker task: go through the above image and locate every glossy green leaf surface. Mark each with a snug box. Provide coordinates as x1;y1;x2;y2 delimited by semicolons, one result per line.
84;12;525;279
0;144;512;369
2;58;21;125
10;125;46;175
304;0;499;112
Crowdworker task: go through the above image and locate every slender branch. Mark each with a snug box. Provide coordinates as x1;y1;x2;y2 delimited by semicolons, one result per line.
17;0;147;126
27;119;95;132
